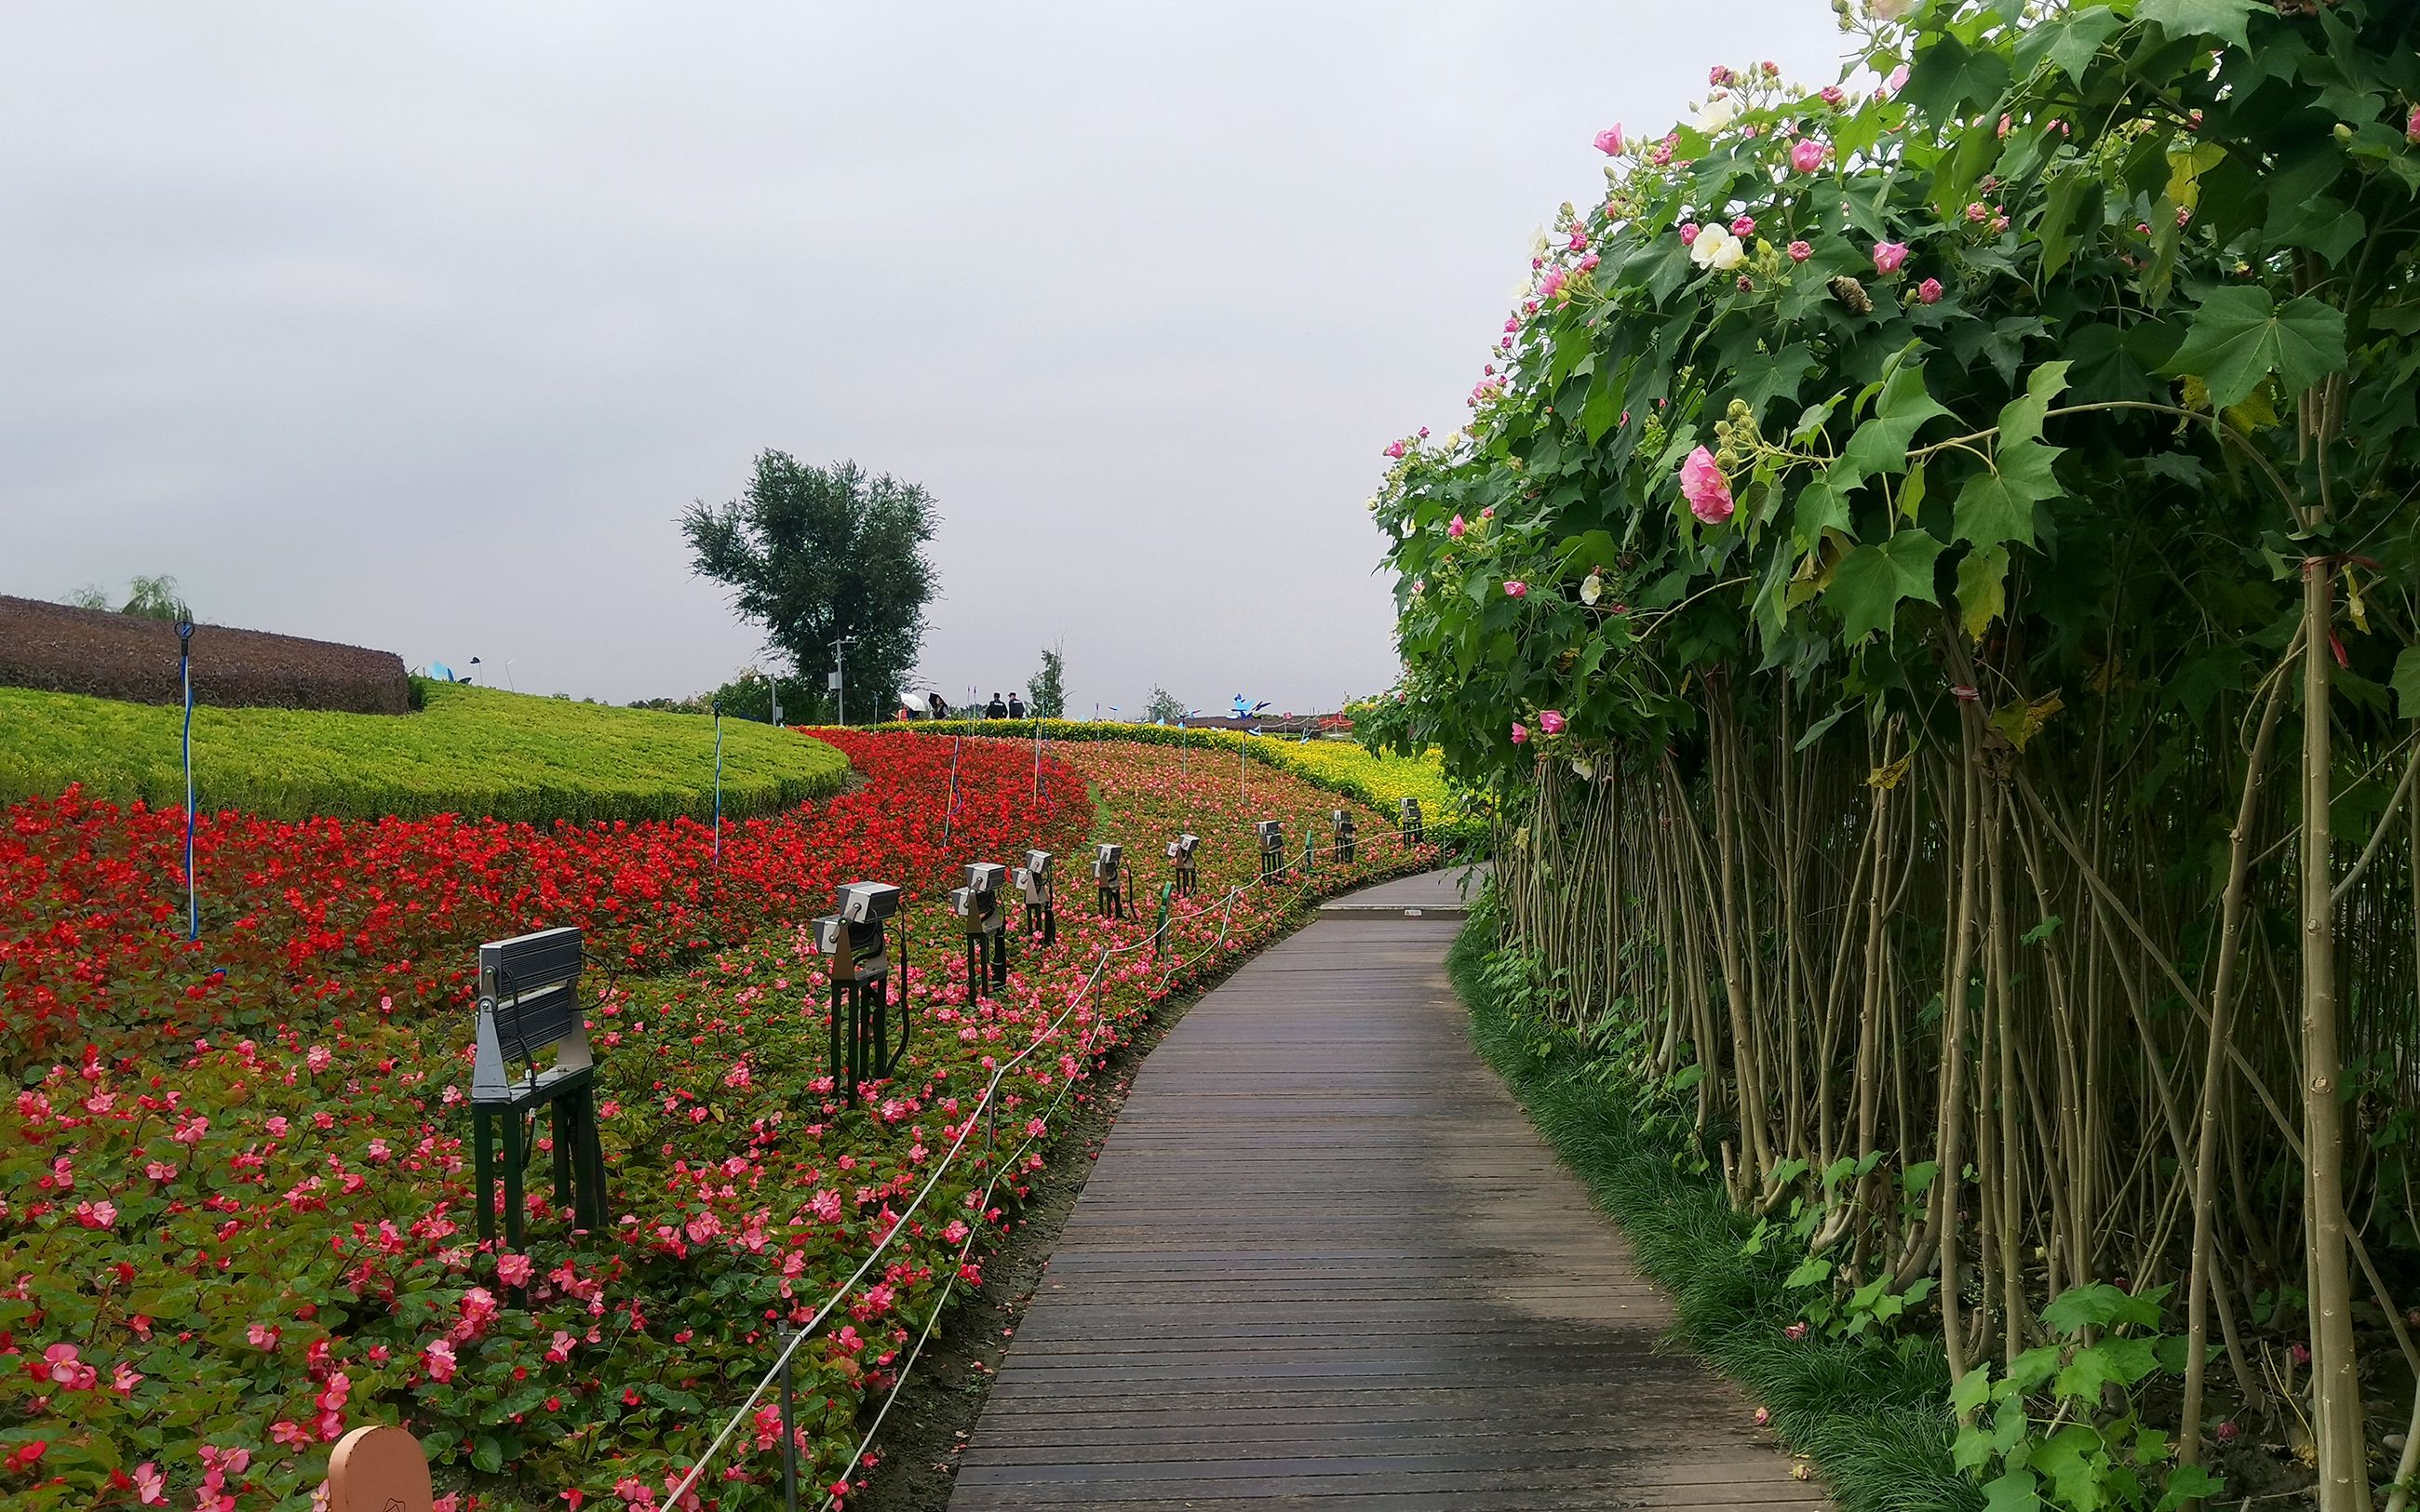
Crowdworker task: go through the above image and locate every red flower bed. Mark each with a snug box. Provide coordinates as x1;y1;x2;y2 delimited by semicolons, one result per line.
0;733;1433;1510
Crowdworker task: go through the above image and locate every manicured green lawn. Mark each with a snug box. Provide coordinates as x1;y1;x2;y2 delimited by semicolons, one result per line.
0;678;849;822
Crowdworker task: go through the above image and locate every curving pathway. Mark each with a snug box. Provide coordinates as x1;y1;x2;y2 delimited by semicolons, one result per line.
947;869;1825;1510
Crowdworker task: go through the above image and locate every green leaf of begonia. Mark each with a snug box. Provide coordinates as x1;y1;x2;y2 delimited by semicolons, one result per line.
1827;529;1944;645
2166;286;2346;409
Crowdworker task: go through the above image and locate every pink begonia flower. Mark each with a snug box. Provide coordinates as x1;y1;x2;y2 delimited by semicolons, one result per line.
1539;710;1566;735
1872;241;1910;274
1503;580;1528;598
497;1252;534;1287
264;1115;289;1138
1680;447;1735;525
248;1322;280;1350
43;1343;99;1391
1678;221;1701;246
1446;515;1466;539
1787;240;1812;262
1730;214;1755;237
424;1338;458;1384
134;1464;167;1506
1789;139;1828;173
1917;277;1943;304
1594;125;1626;155
113;1363;141;1394
1510;722;1529;745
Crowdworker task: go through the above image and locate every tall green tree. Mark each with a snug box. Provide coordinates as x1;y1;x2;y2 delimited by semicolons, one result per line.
1025;644;1068;718
681;454;938;724
1143;686;1187;724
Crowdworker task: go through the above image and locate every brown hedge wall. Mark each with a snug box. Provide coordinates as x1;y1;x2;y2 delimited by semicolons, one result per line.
0;595;410;714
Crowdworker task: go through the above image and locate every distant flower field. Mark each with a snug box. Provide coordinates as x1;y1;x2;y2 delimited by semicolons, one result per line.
871;717;1483;852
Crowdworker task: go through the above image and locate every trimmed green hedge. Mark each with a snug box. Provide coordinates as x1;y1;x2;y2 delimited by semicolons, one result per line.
865;717;1486;853
0;679;850;823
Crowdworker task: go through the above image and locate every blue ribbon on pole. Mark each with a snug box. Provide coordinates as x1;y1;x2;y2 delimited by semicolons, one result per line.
179;622;197;940
711;700;725;875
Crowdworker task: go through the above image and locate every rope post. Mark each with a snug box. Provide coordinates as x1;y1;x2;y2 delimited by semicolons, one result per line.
711;700;725;876
1032;717;1042;803
778;1326;800;1512
178;620;197;940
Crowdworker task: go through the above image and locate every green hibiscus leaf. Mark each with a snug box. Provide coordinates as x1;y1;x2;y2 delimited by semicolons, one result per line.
1956;362;2071;552
1957;544;2010;638
1983;1467;2045;1512
2137;0;2263;49
2390;646;2420;718
1795;470;1853;548
1827;529;1945;645
1728;343;1821;427
2013;6;2123;86
2166;285;2347;408
1839;360;1954;494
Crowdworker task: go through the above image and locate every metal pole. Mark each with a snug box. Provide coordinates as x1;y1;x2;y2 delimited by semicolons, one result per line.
711;701;724;875
778;1327;799;1512
179;622;197;940
1033;717;1042;802
942;735;962;849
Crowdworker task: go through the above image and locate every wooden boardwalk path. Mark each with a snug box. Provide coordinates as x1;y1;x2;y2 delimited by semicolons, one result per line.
948;871;1823;1510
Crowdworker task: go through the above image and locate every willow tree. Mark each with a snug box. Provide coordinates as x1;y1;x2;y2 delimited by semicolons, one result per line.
1364;2;2420;1506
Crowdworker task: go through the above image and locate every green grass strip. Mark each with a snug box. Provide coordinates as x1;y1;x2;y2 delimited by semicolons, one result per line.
0;678;851;823
1447;913;1979;1512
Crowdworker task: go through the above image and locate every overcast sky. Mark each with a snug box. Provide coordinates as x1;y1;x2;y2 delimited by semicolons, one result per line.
1;3;1846;716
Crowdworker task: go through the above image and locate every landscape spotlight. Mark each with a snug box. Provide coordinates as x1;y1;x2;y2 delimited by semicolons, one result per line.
950;863;1011;993
1015;849;1056;945
1256;820;1285;880
1094;843;1126;918
812;880;907;1104
1166;832;1201;897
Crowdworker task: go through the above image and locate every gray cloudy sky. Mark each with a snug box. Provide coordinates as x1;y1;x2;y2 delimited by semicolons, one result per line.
1;3;1844;716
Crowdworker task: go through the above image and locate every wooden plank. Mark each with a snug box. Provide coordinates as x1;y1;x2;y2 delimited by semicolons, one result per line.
944;878;1825;1511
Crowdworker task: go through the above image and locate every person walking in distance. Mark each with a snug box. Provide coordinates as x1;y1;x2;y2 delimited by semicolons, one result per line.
1007;692;1027;719
986;691;1008;719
